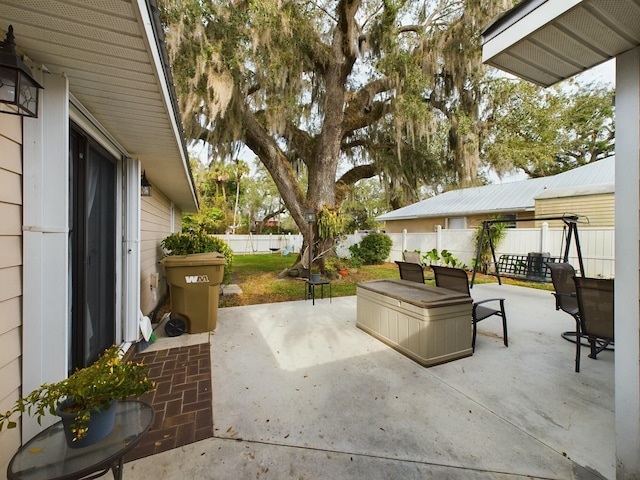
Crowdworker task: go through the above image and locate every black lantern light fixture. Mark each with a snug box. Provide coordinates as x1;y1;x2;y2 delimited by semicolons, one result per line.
305;208;316;225
140;170;152;197
0;25;43;118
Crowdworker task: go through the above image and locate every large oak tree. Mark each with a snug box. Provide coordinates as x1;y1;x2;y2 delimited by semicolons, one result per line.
159;0;514;263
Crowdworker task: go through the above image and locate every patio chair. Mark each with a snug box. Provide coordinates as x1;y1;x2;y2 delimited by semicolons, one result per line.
395;261;425;283
431;265;508;352
403;251;423;265
546;262;582;372
574;277;614;370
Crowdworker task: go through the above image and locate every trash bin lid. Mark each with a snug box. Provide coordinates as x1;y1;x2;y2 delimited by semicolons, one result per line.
160;252;226;267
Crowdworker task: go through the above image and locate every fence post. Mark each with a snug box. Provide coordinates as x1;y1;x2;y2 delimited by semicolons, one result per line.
402;229;408;253
541;222;549;253
435;225;442;254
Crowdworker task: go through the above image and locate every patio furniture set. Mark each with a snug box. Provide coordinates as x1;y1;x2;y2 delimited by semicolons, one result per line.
546;262;614;372
357;258;613;373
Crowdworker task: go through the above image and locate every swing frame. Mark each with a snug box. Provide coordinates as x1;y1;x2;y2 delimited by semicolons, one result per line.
470;214;587;288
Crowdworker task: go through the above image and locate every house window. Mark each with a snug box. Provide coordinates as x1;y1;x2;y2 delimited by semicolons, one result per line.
447;217;467;229
501;214;517;228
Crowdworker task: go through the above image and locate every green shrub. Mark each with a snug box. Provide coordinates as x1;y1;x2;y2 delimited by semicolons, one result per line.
349;232;393;265
161;229;234;283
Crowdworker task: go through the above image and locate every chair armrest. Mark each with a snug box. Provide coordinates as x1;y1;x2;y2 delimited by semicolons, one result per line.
474;298;505;306
551;291;575;309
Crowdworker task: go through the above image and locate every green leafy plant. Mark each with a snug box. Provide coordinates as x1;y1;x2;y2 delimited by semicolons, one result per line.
423;248;440;265
324;257;340;272
348;232;393;265
316;206;346;240
347;255;363;269
325;256;349;277
473;217;508;273
423;248;467;270
161;228;234;283
440;250;468;270
0;345;155;442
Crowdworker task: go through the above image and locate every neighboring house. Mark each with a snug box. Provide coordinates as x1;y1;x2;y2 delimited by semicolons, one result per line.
482;0;640;477
0;0;198;470
377;157;614;233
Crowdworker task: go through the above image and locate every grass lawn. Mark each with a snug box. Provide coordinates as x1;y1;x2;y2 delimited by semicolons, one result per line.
219;253;553;308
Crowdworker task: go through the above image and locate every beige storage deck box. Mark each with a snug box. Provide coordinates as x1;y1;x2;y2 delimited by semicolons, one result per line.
357;279;473;366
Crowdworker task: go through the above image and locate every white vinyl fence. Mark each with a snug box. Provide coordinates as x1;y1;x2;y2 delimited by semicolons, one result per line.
214;223;615;278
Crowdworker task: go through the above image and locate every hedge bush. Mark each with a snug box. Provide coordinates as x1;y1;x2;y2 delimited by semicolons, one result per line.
349;232;393;265
161;229;233;284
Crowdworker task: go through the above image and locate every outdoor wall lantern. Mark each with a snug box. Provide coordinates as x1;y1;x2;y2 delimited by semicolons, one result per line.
305;208;316;225
0;25;43;118
141;171;152;197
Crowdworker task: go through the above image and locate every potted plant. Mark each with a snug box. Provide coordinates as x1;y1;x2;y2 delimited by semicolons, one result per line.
347;255;362;274
326;256;349;277
310;267;322;283
0;345;155;448
161;228;234;284
337;260;349;277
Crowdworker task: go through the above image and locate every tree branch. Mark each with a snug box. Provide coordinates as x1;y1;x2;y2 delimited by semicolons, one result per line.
342;78;394;136
335;163;379;204
241;106;309;229
283;122;316;166
337;164;378;186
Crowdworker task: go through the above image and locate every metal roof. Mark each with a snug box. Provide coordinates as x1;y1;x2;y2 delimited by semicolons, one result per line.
376;156;614;221
482;0;640;87
0;0;198;212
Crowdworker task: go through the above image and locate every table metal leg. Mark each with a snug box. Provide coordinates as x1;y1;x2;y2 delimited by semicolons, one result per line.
111;457;124;480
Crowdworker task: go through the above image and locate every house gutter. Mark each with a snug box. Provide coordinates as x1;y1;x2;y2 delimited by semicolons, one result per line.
481;0;546;40
377;207;534;222
139;0;199;211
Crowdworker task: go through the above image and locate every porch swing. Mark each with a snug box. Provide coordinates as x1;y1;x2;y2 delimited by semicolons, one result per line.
470;213;587;288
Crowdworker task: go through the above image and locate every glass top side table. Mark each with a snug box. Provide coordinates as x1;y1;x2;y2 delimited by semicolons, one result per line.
8;400;154;480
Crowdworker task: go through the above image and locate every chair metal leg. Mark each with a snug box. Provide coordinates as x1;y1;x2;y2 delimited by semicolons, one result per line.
500;300;508;347
472;322;477;352
575;320;581;373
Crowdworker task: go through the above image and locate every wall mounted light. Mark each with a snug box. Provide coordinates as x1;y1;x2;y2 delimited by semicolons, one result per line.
0;25;43;118
141;170;152;197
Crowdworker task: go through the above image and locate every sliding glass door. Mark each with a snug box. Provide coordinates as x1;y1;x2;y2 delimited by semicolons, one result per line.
69;125;117;370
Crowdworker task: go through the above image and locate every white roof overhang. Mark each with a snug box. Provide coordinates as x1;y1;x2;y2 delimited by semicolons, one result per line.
482;0;640;87
0;0;198;211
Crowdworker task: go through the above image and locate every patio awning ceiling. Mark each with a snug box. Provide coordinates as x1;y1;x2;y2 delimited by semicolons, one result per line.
0;0;198;211
482;0;640;87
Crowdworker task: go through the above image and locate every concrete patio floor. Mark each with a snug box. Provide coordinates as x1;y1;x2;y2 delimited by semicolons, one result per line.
124;283;614;479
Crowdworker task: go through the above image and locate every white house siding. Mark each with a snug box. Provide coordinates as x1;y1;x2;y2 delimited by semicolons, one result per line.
0;116;24;471
140;190;182;316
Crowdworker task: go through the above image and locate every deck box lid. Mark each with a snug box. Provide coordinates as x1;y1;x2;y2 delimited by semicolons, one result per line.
357;279;472;308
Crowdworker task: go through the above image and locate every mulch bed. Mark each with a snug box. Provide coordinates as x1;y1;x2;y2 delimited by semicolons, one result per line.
125;343;213;462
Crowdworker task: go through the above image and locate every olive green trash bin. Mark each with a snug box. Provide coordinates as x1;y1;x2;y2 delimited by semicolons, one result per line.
160;252;226;335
